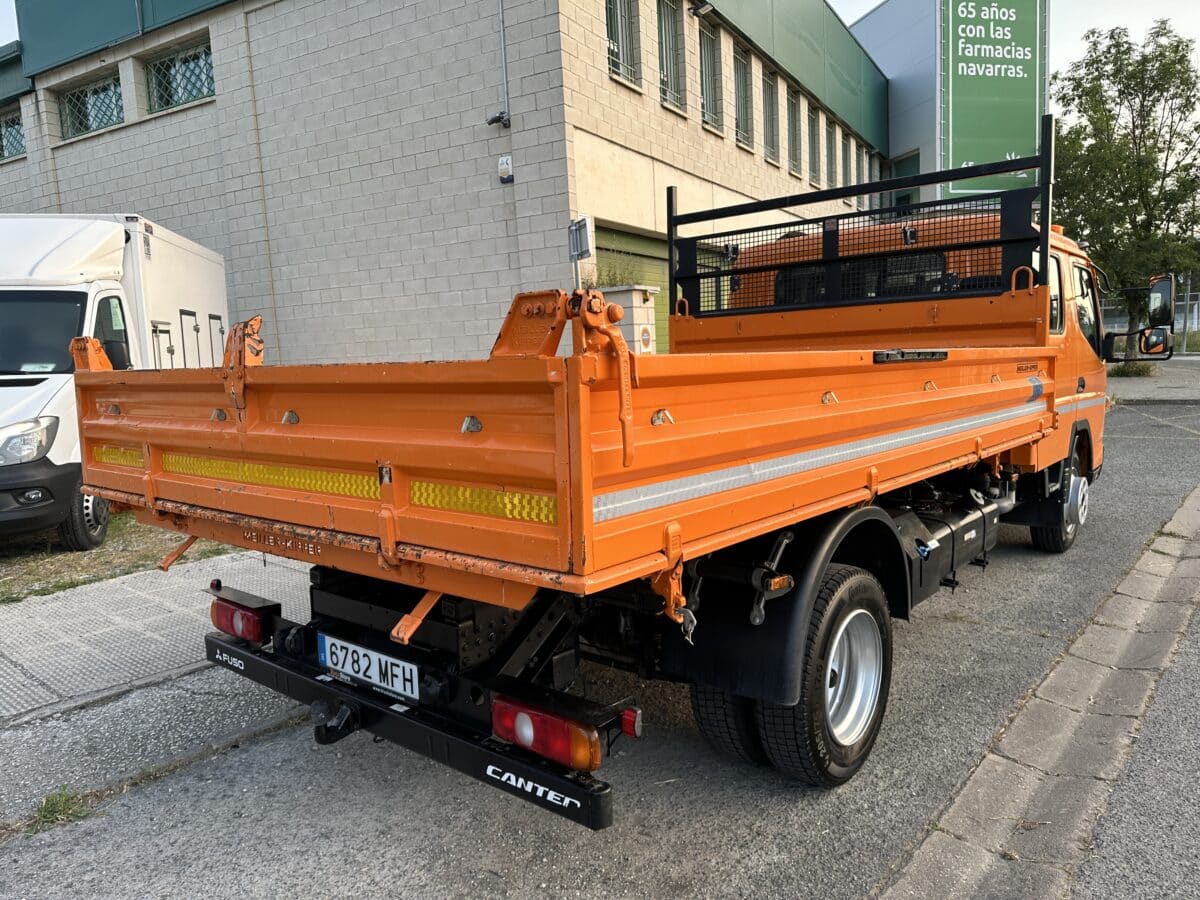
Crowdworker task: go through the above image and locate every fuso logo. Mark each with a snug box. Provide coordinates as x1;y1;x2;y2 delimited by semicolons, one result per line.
213;649;245;670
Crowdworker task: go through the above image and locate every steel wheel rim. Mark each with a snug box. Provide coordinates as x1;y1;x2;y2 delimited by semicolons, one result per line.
81;495;108;536
1065;457;1087;537
824;608;883;747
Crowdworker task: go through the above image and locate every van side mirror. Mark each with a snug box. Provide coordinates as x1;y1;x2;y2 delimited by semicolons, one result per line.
1138;326;1173;357
1147;274;1175;326
103;340;132;370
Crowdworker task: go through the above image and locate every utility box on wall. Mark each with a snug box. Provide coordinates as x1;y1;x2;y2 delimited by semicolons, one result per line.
600;285;658;355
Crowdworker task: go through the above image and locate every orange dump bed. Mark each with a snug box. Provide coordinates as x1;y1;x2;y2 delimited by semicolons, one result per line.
75;286;1062;613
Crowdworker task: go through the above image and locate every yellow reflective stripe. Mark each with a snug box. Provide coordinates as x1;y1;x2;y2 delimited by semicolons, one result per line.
93;445;145;468
410;480;557;525
161;452;380;500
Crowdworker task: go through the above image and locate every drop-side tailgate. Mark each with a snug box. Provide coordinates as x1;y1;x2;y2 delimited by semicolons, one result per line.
76;357;573;574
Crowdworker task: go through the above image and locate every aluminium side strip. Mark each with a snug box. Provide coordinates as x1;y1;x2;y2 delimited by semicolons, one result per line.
593;399;1047;522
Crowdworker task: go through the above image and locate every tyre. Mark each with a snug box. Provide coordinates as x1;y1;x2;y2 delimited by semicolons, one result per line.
1031;447;1088;554
690;683;767;765
58;490;110;551
756;563;891;785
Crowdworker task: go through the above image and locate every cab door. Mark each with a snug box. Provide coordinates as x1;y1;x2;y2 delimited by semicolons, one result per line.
1064;258;1108;471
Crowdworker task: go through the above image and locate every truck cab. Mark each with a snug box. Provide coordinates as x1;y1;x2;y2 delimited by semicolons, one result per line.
0;215;227;549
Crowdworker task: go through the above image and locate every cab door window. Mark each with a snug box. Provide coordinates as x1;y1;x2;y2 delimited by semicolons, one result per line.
94;295;133;369
1048;255;1064;333
1073;265;1100;352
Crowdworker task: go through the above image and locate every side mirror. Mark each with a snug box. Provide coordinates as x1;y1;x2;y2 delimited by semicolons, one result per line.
1138;326;1173;358
103;340;132;370
1147;274;1175;327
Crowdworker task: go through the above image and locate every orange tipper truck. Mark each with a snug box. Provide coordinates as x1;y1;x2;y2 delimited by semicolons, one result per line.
72;116;1174;829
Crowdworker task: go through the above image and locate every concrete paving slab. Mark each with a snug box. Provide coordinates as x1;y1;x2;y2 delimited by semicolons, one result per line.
0;655;59;718
1034;654;1155;717
883;829;1068;900
1114;569;1166;602
1094;594;1193;633
1161;505;1200;539
995;697;1134;780
1001;773;1111;865
1068;622;1179;671
0;551;310;722
1132;550;1177;578
970;858;1069;900
939;753;1044;852
1150;534;1200;557
883;830;994;898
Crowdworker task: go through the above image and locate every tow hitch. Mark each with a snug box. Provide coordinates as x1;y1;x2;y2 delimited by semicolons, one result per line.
312;699;361;745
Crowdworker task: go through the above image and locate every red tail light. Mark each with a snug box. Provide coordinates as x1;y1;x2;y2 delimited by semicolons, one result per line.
210;597;268;643
491;696;602;772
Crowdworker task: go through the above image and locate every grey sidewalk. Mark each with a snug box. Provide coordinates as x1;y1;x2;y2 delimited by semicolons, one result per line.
0;551;309;722
1073;586;1200;897
1108;355;1200;404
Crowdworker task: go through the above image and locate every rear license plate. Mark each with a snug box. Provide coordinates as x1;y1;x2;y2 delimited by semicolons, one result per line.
317;633;420;701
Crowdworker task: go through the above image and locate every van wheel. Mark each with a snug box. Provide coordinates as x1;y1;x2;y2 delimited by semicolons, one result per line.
58;491;110;551
690;684;766;765
756;564;891;785
1031;448;1088;554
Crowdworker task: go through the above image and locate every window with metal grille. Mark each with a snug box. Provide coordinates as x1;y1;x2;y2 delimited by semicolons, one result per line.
762;72;778;162
0;107;24;159
146;42;215;113
825;121;836;186
657;0;684;109
733;45;752;146
699;20;722;128
786;90;801;173
808;106;820;183
59;75;124;139
607;0;641;84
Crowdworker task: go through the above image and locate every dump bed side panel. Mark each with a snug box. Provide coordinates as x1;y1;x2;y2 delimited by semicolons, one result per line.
77;358;573;573
575;339;1058;575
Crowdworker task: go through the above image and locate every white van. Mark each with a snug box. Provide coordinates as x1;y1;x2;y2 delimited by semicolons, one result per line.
0;215;228;549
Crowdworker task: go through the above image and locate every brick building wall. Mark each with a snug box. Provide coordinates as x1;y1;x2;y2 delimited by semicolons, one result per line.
2;0;574;365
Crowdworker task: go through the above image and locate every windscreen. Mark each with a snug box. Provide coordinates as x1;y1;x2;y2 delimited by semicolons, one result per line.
0;291;87;374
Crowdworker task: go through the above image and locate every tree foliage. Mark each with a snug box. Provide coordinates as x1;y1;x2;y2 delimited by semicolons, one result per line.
1052;20;1200;326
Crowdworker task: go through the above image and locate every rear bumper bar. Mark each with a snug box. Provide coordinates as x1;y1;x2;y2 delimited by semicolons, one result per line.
204;633;614;830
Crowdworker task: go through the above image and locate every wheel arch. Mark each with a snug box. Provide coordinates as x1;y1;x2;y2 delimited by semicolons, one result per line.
660;506;910;706
1071;420;1094;480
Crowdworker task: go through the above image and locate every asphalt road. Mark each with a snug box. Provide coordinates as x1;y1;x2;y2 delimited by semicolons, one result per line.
3;403;1200;899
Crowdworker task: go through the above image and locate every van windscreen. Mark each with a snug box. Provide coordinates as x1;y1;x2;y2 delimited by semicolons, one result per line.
0;291;87;375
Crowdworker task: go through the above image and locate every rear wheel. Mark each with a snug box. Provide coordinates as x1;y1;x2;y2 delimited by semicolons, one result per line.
756;563;891;785
690;683;766;765
1031;447;1088;554
58;491;110;551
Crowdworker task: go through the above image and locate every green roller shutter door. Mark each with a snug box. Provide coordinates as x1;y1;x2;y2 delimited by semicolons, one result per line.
594;228;670;350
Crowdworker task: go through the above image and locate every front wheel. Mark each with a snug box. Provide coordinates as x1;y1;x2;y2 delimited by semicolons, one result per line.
58;490;110;551
1031;447;1088;554
755;563;892;785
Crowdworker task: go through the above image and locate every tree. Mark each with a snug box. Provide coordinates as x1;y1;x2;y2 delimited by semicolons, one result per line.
1052;20;1200;345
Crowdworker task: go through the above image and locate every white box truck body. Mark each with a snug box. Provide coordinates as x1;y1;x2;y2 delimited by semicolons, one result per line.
0;215;228;549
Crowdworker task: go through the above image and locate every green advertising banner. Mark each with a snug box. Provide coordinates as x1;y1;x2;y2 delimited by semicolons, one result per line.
940;0;1047;196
